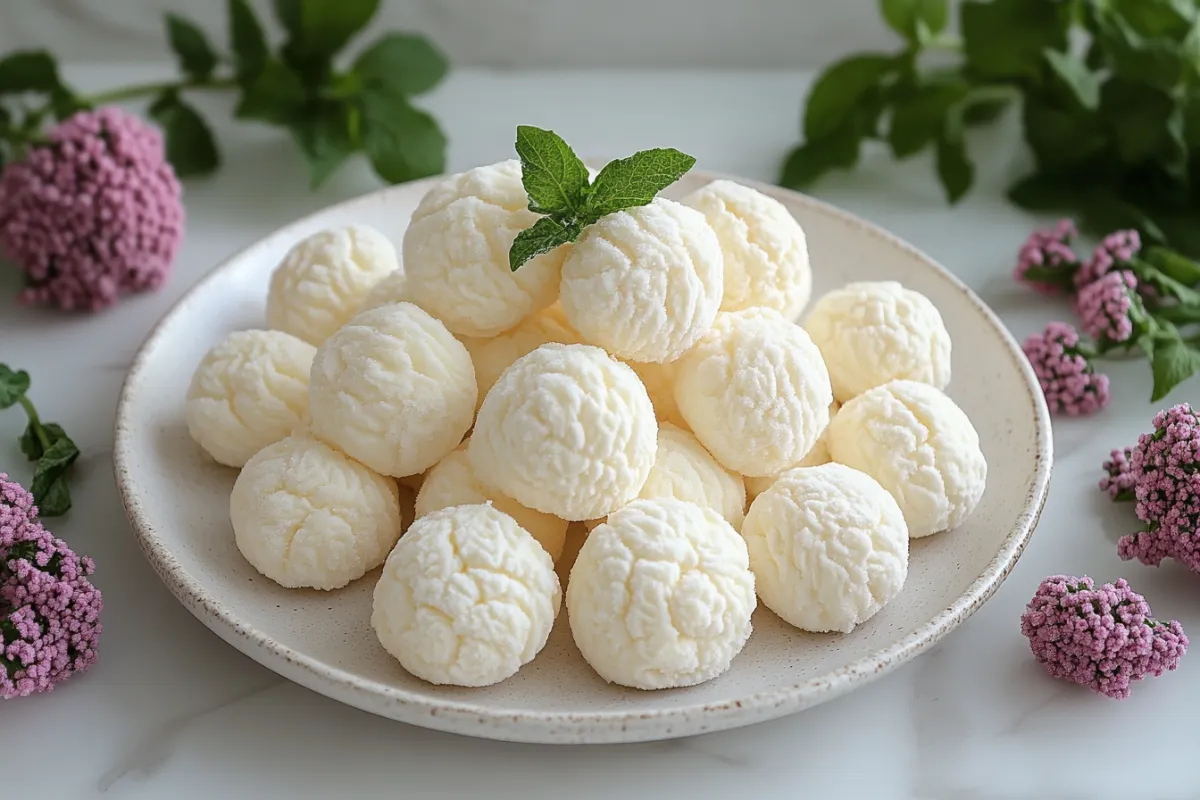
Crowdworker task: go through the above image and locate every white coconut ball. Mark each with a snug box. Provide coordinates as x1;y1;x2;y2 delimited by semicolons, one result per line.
308;302;476;478
360;269;408;313
683;179;812;319
744;399;840;501
230;432;403;590
674;308;833;477
827;380;987;537
469;343;657;521
266;225;399;345
416;440;569;561
185;330;316;468
560;198;723;363
628;359;687;429
567;498;756;690
804;281;952;403
461;304;578;411
372;503;561;687
402;160;564;337
743;463;908;633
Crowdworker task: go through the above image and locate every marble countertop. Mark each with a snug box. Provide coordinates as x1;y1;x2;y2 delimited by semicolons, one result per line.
2;66;1198;800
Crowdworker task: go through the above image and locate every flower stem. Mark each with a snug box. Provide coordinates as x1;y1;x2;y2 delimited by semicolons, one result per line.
84;75;239;105
17;396;49;450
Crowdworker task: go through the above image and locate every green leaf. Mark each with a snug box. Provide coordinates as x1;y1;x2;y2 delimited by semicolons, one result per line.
1043;50;1101;110
881;0;949;42
229;0;268;82
19;421;66;462
1021;93;1107;173
935;109;973;203
1141;265;1200;305
353;33;448;98
234;60;308;124
1099;77;1186;168
289;102;356;188
34;474;72;517
149;92;220;177
359;89;445;183
1150;335;1200;401
275;0;380;68
1110;0;1195;39
1142;245;1200;285
0;365;30;409
1007;172;1089;210
780;129;862;188
29;435;79;517
509;216;583;272
512;126;590;216
586;149;696;216
888;82;968;158
165;13;217;80
0;51;61;94
1088;7;1187;88
803;54;896;141
961;0;1070;80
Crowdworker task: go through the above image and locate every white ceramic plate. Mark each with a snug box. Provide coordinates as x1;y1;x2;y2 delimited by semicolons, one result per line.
114;170;1052;744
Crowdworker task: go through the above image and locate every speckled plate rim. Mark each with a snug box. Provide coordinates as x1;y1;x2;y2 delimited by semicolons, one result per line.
113;169;1053;744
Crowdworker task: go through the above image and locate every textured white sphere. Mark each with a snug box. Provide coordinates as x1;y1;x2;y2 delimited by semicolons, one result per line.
461;304;578;412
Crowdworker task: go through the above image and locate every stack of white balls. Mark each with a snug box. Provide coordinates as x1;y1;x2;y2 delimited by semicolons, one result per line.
184;161;987;691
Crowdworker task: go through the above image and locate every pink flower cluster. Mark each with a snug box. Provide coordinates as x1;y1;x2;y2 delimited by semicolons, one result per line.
1075;270;1139;344
1100;447;1135;501
1021;575;1187;699
1076;229;1142;289
1022;322;1110;415
1118;404;1200;572
1014;219;1079;293
0;107;183;312
1;474;102;699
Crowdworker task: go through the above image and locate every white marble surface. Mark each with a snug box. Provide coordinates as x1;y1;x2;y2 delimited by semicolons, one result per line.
1;66;1199;799
0;0;891;68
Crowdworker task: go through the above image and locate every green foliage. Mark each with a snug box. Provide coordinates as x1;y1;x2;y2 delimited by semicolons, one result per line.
0;365;78;516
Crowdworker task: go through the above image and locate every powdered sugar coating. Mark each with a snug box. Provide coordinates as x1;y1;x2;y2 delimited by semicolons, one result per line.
744;400;840;501
828;380;987;538
561;199;723;363
683;179;811;319
308;302;476;478
416;440;568;561
403;160;565;337
371;503;561;687
804;281;951;403
185;330;316;468
628;359;688;429
627;424;745;529
673;308;833;477
567;498;756;689
461;304;579;411
743;463;908;633
469;343;657;521
267;225;399;345
230;432;403;590
360;269;408;312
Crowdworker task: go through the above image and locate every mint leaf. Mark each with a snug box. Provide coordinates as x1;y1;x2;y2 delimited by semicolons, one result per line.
935;107;973;203
0;50;61;94
1088;8;1186;89
1111;0;1194;39
165;13;217;81
275;0;380;71
235;60;308;124
961;0;1070;80
0;365;30;409
1150;335;1200;401
780;129;862;187
35;474;72;518
19;421;66;462
353;33;448;98
803;54;896;141
1142;245;1200;285
1021;93;1107;172
1043;50;1100;110
1100;78;1185;166
881;0;949;42
149;92;220;177
359;89;445;183
510;217;582;272
513;126;590;216
888;82;967;158
290;102;356;188
229;0;268;83
586;149;695;216
30;435;79;517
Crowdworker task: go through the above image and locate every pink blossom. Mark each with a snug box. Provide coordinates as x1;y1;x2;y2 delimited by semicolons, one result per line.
1075;229;1142;290
1074;270;1140;345
1021;575;1187;699
0;107;183;312
1022;322;1110;416
1100;447;1135;501
1014;219;1079;293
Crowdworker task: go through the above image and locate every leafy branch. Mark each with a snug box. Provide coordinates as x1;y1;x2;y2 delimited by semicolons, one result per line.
0;0;449;187
0;365;79;516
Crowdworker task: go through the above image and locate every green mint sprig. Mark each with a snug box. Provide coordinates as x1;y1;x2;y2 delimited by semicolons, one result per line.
782;0;1200;260
0;0;449;187
0;365;79;516
509;126;696;271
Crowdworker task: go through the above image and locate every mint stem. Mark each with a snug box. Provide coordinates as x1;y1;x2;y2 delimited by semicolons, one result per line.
84;75;239;105
17;396;49;451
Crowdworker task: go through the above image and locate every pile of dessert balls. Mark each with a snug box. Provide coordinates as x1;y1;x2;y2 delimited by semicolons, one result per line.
185;160;987;690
